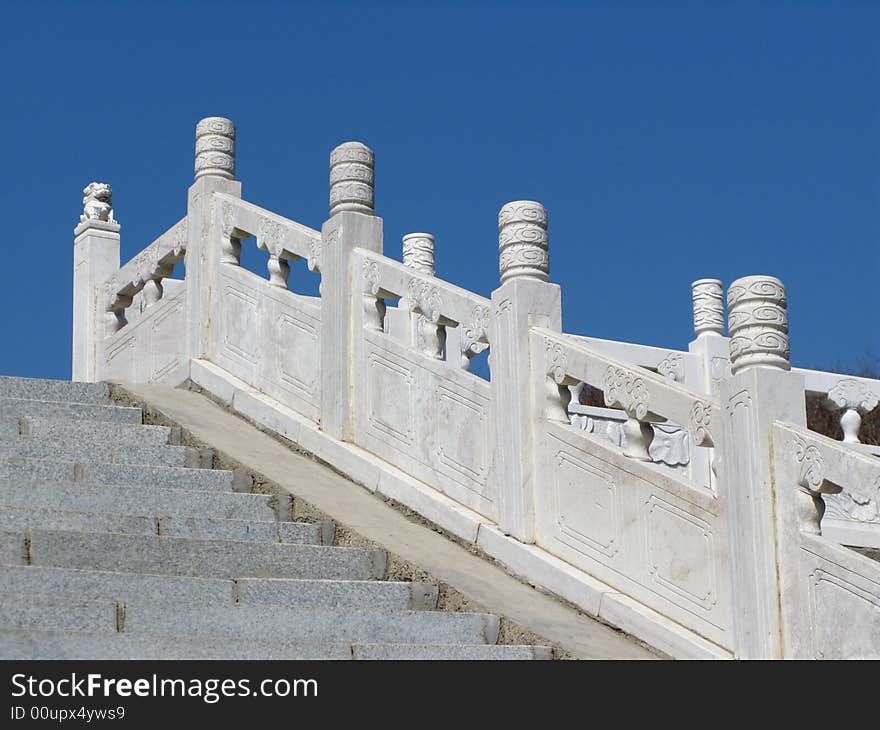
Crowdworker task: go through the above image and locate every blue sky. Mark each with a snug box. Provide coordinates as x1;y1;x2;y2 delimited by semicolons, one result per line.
1;0;877;379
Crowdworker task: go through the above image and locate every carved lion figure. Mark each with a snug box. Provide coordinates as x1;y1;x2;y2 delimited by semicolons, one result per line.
81;182;115;223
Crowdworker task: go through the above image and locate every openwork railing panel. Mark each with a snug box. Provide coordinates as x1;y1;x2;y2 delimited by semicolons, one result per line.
530;329;732;648
352;248;495;518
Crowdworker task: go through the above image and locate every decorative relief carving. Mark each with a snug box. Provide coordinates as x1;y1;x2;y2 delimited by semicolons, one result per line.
257;217;285;256
493;299;512;317
689;401;714;447
362;261;380;296
311;226;337;273
80;182;115;223
194;117;235;180
827;476;880;524
406;278;443;324
710;356;730;396
793;435;842;535
545;341;569;384
656;353;684;383
459;305;490;370
498;200;549;283
823;379;880;444
329;141;374;216
603;366;649;420
362;261;385;331
402;233;435;276
691;279;724;337
727;275;790;374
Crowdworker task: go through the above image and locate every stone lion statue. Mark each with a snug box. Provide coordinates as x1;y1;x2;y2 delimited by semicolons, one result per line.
81;182;115;223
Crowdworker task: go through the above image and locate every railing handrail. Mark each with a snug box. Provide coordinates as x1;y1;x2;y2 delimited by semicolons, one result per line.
536;327;719;448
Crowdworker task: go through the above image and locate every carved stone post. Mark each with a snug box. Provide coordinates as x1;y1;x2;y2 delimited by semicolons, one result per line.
687;278;728;487
185;117;242;364
490;201;561;542
320;142;383;440
72;182;121;382
717;274;806;658
400;233;445;359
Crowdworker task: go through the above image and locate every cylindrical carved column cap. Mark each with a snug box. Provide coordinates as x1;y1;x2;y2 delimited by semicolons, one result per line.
402;233;435;276
194;117;235;180
691;278;725;337
329;141;374;216
727;275;790;375
498;200;549;284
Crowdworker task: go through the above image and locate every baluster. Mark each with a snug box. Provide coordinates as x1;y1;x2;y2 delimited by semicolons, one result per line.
142;279;163;307
823;380;879;444
267;253;290;289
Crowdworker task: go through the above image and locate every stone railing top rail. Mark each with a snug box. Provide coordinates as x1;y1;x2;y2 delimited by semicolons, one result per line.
106;217;187;311
214;193;321;268
565;334;696;383
771;421;880;530
793;366;880;401
357;248;491;338
536;328;719;448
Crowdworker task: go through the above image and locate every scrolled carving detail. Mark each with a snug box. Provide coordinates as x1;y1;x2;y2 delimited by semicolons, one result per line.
603;366;649;420
545;340;569;385
406;278;443;324
793;435;842;535
656;353;684;382
362;260;380;296
689;401;714;447
727;275;790;374
194;117;235;180
691;279;724;337
460;305;490;370
498;200;549;283
402;233;435;276
257;217;285;256
329;142;374;216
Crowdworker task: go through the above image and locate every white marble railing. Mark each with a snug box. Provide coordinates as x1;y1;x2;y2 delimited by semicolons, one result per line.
105;218;188;328
769;423;880;658
70;116;880;658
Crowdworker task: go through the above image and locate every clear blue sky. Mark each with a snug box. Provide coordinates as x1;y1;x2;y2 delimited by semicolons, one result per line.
1;0;877;379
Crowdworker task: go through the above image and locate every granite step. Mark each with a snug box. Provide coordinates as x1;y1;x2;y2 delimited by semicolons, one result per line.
0;566;437;610
27;530;387;580
0;630;549;660
13;417;180;447
0;506;321;544
0;630;354;660
0;376;110;405
0;594;117;633
0;594;497;645
0;439;211;468
0;457;246;492
121;602;499;645
0;482;287;522
352;644;552;660
0;398;142;425
236;577;437;610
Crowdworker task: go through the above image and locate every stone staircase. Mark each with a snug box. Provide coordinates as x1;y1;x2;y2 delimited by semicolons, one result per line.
0;376;551;659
